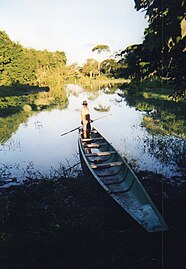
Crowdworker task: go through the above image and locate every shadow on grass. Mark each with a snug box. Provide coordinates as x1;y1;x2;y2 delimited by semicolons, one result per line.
0;85;49;98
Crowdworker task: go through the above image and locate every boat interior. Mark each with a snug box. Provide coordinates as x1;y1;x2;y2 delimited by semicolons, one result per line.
80;129;140;195
79;128;168;232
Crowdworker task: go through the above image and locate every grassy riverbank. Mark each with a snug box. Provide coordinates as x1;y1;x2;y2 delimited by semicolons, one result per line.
119;80;186;138
0;172;185;269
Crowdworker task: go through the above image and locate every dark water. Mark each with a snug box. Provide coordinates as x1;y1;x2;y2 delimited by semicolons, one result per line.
0;84;185;186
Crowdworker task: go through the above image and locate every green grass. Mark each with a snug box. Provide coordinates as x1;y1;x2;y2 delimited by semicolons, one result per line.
120;79;186;138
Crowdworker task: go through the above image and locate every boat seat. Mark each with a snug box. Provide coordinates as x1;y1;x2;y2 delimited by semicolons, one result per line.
84;143;108;148
91;130;98;134
81;137;103;142
90;161;123;169
85;151;115;157
108;178;135;194
104;169;129;185
108;189;128;194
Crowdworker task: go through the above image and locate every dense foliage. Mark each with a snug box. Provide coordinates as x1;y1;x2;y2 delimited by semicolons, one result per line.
0;31;67;88
117;0;186;97
0;31;125;87
0;31;69;143
0;3;185;141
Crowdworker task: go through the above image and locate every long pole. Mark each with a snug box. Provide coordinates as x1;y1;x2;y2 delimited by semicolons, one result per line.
61;114;112;137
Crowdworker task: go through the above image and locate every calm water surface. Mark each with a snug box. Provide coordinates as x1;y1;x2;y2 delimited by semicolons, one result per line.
0;84;185;186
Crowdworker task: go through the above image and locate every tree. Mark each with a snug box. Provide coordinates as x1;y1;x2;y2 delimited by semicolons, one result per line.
65;63;81;83
134;0;186;95
101;58;125;78
92;44;110;76
92;44;110;54
81;58;99;78
0;31;24;85
0;31;67;88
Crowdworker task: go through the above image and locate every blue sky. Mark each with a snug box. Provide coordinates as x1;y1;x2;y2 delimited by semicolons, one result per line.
0;0;147;65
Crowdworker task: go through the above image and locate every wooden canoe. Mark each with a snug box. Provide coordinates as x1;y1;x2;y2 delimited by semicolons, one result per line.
78;128;168;233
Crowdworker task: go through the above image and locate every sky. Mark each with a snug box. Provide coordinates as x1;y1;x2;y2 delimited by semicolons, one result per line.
0;0;147;65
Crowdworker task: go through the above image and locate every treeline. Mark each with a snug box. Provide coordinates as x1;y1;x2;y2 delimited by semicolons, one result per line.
0;31;67;91
65;59;124;82
0;30;124;91
0;0;185;97
116;0;186;98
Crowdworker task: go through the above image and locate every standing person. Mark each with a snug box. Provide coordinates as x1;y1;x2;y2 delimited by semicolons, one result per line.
81;100;93;139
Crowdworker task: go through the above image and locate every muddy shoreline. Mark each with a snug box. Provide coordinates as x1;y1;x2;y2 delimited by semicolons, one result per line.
0;172;186;269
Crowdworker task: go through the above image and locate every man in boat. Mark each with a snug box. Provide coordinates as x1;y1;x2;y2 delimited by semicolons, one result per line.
81;100;93;139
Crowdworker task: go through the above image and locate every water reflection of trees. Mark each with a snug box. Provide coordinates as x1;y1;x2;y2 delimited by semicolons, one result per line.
79;81;120;94
102;84;119;94
143;135;185;168
0;137;21;151
0;163;18;186
119;90;186;138
94;104;111;112
0;83;120;144
0;85;68;144
0;111;28;143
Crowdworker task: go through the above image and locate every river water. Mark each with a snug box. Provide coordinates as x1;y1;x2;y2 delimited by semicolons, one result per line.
0;84;185;186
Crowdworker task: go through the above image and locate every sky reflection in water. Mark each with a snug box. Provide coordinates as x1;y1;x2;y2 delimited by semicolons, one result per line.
0;84;185;185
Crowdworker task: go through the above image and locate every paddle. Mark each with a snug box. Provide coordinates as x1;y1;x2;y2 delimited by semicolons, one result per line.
61;114;112;137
